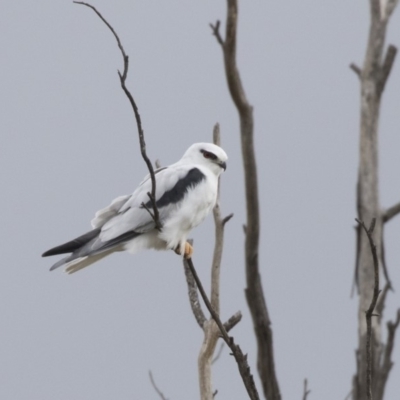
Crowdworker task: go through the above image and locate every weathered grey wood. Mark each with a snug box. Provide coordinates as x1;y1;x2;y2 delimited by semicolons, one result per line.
211;1;281;399
352;1;398;399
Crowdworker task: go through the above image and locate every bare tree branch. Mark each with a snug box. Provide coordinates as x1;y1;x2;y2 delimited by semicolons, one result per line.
183;240;207;329
356;218;380;400
211;2;280;399
382;200;400;223
302;379;311;400
74;1;161;231
186;256;260;400
149;370;169;400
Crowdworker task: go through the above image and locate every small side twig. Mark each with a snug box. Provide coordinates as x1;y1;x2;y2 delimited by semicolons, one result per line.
356;218;380;400
350;63;362;77
379;45;397;93
74;1;161;231
223;311;242;332
149;370;169;400
382;200;400;223
209;20;224;46
302;379;311;400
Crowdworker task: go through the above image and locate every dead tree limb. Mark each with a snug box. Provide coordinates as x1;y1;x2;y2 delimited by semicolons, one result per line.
356;218;380;400
73;1;161;230
211;1;280;399
149;371;169;400
351;1;399;399
186;257;260;400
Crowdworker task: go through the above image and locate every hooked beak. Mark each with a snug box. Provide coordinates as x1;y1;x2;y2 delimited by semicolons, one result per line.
219;161;227;171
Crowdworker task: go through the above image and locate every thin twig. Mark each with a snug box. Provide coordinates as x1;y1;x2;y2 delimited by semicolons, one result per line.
209;21;224;46
350;63;362;77
212;343;225;365
149;370;169;400
74;1;161;230
356;218;380;400
302;379;311;400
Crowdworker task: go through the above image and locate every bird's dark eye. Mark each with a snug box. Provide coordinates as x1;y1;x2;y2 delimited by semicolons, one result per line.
200;149;217;160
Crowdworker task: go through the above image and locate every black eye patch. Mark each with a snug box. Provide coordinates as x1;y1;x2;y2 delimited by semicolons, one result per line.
200;149;217;160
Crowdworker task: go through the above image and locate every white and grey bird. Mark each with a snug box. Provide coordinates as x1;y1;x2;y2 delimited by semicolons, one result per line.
42;143;228;274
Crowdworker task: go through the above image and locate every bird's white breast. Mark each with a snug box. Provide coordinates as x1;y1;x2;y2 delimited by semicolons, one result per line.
159;167;218;251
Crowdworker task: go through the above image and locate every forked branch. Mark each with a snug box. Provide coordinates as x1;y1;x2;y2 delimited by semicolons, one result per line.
186;257;260;400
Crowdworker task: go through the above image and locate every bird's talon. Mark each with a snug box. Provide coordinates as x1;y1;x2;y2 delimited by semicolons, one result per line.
184;242;194;259
175;242;193;259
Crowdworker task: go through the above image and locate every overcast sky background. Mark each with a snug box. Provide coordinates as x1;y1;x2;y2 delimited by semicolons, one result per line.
1;1;400;399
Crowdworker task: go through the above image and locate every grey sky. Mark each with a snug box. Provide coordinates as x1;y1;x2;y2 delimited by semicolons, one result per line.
1;1;400;399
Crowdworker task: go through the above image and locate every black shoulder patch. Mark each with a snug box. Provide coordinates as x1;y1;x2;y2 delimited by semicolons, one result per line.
145;168;205;209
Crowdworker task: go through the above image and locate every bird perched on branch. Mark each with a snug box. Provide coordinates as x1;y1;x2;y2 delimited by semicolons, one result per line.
42;143;228;274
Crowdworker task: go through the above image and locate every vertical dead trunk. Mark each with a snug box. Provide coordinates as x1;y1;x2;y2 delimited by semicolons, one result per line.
352;1;398;399
211;1;281;399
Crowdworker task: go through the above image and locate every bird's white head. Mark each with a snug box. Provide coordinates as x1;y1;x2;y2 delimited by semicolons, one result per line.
181;143;228;176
